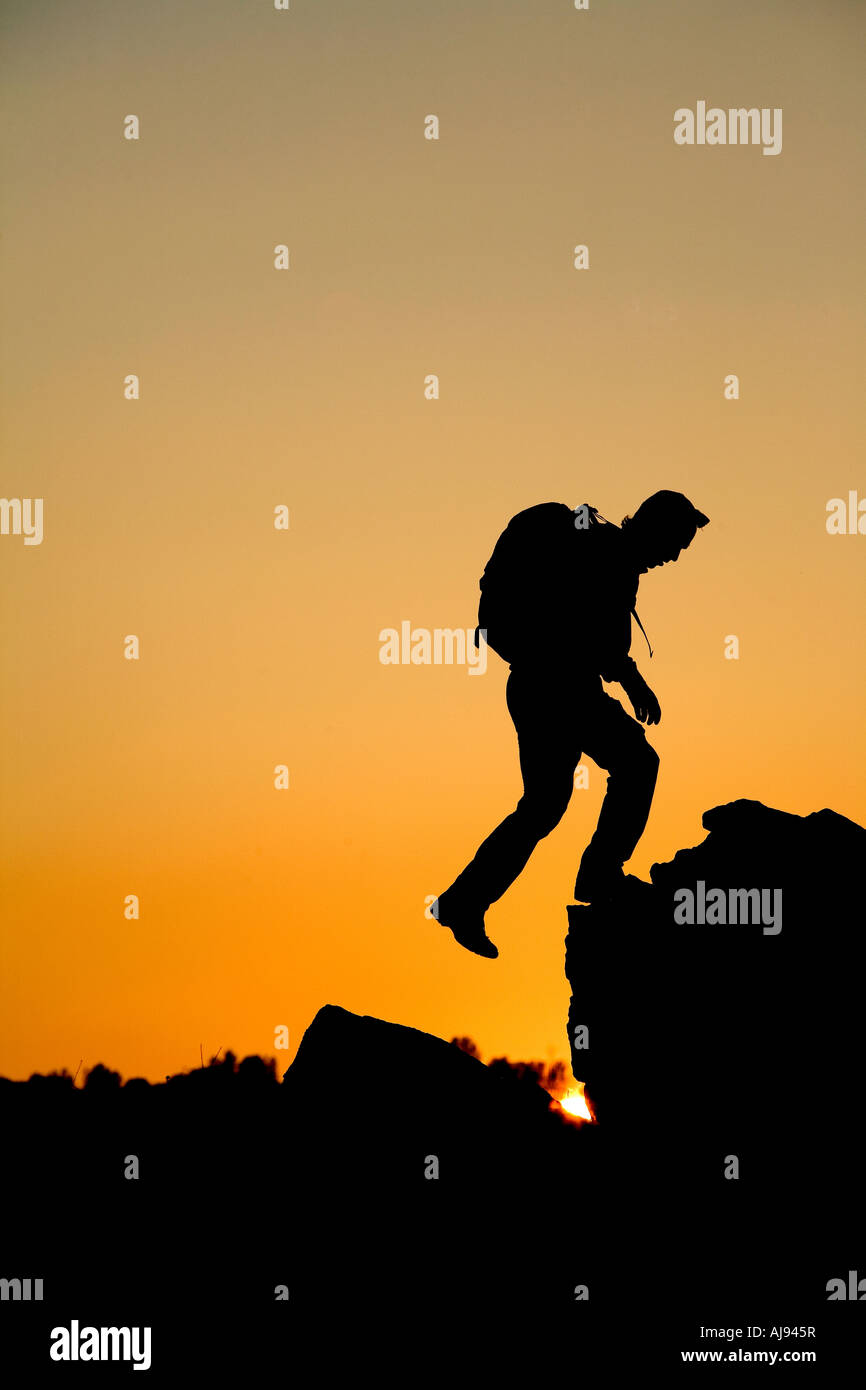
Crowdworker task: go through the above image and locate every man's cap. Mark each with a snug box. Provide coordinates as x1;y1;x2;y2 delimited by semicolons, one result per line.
637;490;709;530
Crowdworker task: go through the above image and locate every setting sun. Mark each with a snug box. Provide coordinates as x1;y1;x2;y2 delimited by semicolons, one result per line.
560;1084;594;1122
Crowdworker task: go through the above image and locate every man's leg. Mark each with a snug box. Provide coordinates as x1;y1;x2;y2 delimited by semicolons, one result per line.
574;691;659;900
434;667;580;953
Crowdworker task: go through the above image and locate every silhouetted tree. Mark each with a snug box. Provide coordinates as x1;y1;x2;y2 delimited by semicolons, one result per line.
83;1063;122;1092
488;1057;544;1085
123;1077;151;1097
26;1070;75;1090
545;1060;567;1092
237;1055;277;1088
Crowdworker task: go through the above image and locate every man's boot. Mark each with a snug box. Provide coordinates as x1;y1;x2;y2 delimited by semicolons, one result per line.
431;888;498;959
573;843;627;904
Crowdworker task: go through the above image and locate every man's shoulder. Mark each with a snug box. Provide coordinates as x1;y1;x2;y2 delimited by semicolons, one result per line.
510;501;574;524
500;503;576;544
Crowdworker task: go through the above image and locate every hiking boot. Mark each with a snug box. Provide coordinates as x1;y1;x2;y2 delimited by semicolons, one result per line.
431;890;498;959
573;847;627;904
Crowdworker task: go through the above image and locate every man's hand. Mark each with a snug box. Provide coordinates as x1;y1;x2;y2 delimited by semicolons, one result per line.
622;669;661;725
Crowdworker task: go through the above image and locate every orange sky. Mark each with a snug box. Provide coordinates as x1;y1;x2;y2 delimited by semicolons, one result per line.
1;0;864;1083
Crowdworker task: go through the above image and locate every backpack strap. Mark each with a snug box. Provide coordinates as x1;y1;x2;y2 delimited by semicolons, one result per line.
631;607;654;659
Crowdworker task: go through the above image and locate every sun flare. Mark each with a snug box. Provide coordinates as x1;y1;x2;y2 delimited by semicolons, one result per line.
560;1083;593;1122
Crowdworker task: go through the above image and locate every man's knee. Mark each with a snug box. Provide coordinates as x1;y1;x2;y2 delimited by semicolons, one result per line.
603;731;658;783
634;738;660;788
517;785;572;838
642;739;660;771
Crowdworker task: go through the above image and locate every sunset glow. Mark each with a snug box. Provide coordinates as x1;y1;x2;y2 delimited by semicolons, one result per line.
560;1085;594;1123
1;1;864;1087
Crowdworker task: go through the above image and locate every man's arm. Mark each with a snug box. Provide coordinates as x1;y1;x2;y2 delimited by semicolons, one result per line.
602;655;662;725
582;543;661;723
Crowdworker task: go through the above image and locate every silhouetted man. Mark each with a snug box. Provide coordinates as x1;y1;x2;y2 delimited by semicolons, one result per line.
432;490;709;958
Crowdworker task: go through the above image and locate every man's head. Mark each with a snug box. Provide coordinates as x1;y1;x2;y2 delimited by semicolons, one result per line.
621;491;709;572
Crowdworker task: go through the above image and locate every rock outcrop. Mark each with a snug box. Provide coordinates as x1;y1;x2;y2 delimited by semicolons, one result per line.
565;798;866;1301
281;1005;591;1310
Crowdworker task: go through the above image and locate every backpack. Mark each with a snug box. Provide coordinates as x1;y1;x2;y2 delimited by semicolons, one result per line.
473;502;604;664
